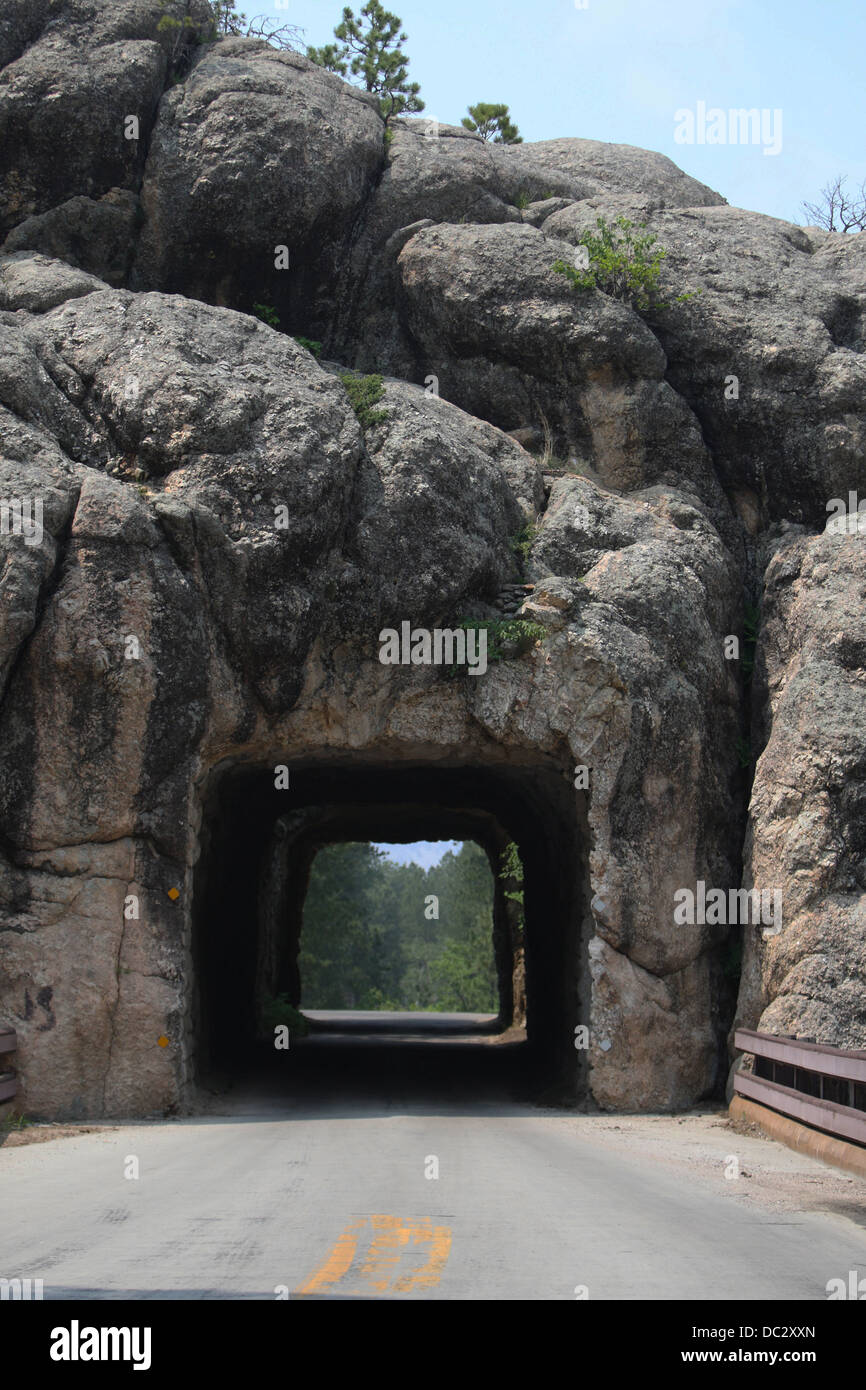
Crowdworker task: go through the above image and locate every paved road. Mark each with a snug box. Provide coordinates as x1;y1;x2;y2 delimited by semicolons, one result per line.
302;1008;499;1034
2;1015;865;1300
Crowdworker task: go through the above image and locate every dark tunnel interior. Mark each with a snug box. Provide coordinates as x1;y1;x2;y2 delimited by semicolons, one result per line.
190;756;590;1106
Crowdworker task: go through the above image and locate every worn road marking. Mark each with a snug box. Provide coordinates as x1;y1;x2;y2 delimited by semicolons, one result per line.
390;1218;451;1292
294;1215;452;1296
294;1219;364;1295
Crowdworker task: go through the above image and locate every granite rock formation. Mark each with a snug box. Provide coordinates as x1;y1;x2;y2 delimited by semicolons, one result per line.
0;0;863;1117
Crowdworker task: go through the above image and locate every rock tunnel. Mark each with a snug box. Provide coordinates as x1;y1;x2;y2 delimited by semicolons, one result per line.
191;754;591;1101
2;0;865;1137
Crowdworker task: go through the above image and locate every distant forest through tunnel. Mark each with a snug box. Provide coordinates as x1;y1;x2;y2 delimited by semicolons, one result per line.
297;841;502;1014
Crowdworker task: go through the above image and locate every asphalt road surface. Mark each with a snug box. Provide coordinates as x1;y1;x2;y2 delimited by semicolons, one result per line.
2;1014;865;1300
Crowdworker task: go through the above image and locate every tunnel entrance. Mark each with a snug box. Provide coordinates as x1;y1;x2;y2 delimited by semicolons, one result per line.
190;757;590;1104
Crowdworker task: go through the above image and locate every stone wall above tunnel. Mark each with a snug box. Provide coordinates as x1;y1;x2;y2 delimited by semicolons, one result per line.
0;0;214;238
131;40;385;338
0;256;747;1114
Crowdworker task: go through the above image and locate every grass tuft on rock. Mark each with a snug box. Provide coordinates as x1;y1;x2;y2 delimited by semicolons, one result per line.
340;372;389;428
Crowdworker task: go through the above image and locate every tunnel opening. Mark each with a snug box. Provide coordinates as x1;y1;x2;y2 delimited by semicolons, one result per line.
297;838;501;1019
190;756;590;1106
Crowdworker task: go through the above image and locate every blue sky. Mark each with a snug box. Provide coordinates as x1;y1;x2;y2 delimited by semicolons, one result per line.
279;0;865;224
374;840;462;868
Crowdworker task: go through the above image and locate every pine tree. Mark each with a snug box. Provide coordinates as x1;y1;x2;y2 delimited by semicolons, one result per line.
461;102;522;144
157;0;301;67
211;0;246;33
305;41;349;75
156;0;208;75
308;3;424;125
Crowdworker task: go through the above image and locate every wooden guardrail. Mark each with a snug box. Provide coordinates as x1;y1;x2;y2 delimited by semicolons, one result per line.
0;1027;17;1102
734;1028;866;1147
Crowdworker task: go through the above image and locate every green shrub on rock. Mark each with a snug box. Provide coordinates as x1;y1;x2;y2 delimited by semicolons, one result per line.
261;994;310;1038
340;372;389;428
457;617;546;661
294;336;323;358
554;215;701;314
252;301;280;328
